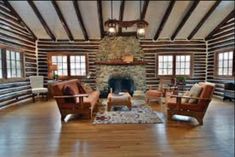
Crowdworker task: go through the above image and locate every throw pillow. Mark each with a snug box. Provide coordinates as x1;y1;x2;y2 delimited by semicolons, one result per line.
63;85;76;103
181;91;190;103
188;83;202;104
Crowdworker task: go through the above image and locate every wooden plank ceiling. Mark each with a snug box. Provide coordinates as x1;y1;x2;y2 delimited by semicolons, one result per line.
5;0;235;41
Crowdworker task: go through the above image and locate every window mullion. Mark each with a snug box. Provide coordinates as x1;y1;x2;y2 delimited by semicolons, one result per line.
173;55;176;76
2;49;7;79
15;52;17;77
67;55;71;77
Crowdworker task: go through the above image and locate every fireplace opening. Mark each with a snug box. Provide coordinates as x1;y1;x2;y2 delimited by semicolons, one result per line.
108;75;134;96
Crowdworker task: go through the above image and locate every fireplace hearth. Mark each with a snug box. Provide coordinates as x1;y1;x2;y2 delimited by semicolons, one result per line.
108;74;134;96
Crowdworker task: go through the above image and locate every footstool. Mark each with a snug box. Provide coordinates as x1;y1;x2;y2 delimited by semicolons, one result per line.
145;89;162;104
107;92;132;111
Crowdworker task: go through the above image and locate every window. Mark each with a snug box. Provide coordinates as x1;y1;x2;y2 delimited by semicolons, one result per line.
51;56;68;76
6;50;23;78
158;55;173;75
157;54;192;76
48;53;87;78
217;51;233;76
0;47;24;80
0;49;2;79
176;55;191;75
70;55;86;76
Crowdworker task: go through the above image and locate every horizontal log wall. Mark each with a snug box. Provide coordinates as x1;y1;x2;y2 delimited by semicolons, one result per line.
140;40;207;89
207;17;235;97
0;1;36;107
37;40;100;89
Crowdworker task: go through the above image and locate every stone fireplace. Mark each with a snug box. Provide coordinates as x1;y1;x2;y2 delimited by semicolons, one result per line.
96;65;146;97
96;36;146;97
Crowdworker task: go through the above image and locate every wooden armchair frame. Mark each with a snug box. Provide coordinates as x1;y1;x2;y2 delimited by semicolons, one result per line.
167;82;214;125
54;94;95;120
51;79;100;121
167;95;211;125
54;94;89;105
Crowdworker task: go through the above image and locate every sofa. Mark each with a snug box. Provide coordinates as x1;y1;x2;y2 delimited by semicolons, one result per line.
51;79;100;121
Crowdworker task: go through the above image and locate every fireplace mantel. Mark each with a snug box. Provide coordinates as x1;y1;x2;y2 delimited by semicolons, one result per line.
95;61;146;65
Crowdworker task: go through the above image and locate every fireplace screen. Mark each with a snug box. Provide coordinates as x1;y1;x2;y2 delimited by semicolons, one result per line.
108;75;134;96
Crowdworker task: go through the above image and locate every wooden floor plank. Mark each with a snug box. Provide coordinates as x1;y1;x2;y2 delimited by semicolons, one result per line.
0;98;234;157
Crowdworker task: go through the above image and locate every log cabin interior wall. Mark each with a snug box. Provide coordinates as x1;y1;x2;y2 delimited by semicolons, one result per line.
207;16;235;97
37;40;99;89
140;40;207;89
0;1;36;107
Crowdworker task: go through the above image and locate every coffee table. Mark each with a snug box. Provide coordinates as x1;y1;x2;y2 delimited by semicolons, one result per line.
107;92;132;111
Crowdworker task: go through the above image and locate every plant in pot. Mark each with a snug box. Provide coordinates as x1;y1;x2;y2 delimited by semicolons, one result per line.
53;73;59;80
176;76;187;92
176;76;186;85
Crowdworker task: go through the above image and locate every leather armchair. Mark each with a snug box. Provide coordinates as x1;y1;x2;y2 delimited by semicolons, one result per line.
167;82;215;125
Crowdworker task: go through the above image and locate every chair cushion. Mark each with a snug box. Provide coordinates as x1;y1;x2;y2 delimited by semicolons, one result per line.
146;90;162;97
81;83;93;94
32;88;48;94
188;83;202;104
181;91;190;103
76;91;100;108
77;82;86;94
63;85;76;103
198;83;215;105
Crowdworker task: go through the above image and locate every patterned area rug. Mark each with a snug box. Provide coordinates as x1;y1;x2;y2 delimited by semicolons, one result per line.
93;100;163;124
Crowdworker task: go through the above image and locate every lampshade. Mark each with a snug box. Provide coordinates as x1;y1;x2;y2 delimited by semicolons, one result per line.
137;27;145;39
50;64;58;71
108;25;117;36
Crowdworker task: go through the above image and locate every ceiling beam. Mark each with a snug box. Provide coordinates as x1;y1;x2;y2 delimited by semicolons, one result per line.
27;0;56;40
72;0;88;41
97;0;104;38
171;0;200;40
3;0;37;40
153;0;176;40
118;0;125;34
140;0;149;20
51;1;74;41
188;0;221;40
205;9;235;40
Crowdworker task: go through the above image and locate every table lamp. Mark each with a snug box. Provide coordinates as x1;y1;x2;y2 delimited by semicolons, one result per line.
50;64;58;80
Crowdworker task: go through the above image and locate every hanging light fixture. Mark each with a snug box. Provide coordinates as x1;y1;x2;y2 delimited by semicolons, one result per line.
107;0;117;36
137;0;145;39
137;22;146;39
104;0;148;38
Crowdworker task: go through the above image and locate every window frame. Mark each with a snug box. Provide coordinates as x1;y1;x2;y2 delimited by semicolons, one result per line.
69;55;87;77
47;52;88;79
0;45;25;82
157;54;174;76
0;48;3;79
51;55;69;77
156;53;193;78
215;49;234;78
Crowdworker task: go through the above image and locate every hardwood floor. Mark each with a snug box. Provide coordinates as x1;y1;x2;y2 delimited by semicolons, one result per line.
0;98;234;157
